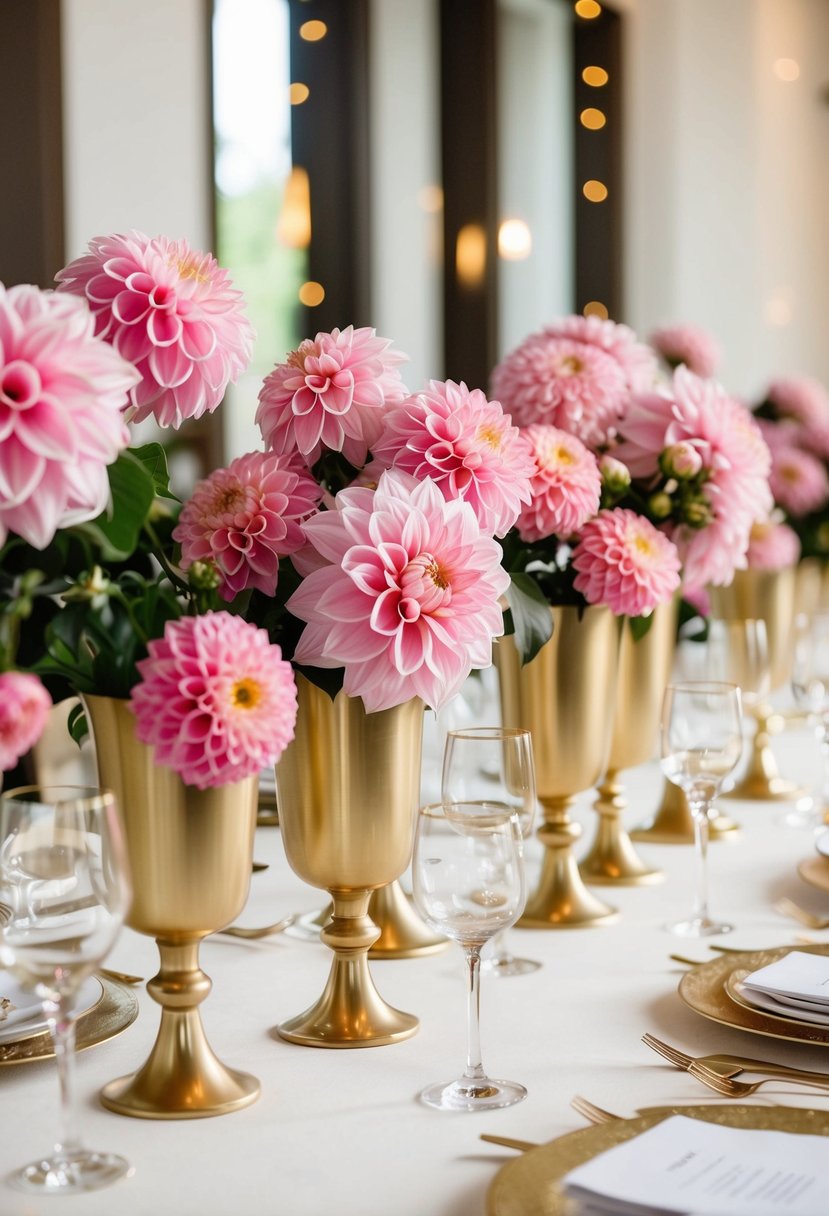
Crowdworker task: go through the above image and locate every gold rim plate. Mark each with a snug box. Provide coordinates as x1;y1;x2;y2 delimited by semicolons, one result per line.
797;856;829;893
678;943;829;1046
0;977;139;1067
486;1104;829;1216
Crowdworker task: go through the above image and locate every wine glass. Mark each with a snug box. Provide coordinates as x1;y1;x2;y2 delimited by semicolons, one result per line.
441;727;537;976
0;785;132;1193
660;683;743;936
792;612;829;825
412;800;527;1111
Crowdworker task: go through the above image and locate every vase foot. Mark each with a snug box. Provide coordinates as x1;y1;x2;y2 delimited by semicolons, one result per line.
100;1063;260;1119
277;1000;419;1048
722;774;810;802
518;881;618;929
369;880;450;959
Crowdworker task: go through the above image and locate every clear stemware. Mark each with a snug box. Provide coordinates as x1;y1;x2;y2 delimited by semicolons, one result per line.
792;612;829;826
0;785;132;1193
660;682;743;936
412;800;527;1111
441;726;537;977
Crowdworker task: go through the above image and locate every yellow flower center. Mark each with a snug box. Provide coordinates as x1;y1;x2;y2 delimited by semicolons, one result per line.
285;338;318;370
634;534;655;557
231;678;262;710
215;486;246;514
558;355;584;375
172;253;209;283
475;423;502;450
427;560;449;590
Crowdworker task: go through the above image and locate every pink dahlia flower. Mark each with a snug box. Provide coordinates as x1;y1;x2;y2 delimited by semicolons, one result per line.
372;379;533;537
746;519;801;571
256;326;407;468
572;508;681;617
173;450;323;600
287;470;509;713
56;231;254;429
0;284;136;550
649;324;721;378
131;613;297;789
0;671;51;771
615;368;773;587
516;425;601;542
769;443;829;518
767;376;829;432
491;316;655;447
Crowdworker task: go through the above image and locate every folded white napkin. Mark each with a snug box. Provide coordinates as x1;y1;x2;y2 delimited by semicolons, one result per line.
0;996;44;1029
742;951;829;1008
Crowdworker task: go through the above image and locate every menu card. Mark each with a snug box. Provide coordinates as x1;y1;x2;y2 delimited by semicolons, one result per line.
562;1115;829;1215
743;952;829;1007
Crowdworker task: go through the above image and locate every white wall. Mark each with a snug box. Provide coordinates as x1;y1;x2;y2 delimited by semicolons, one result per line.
61;0;212;262
622;0;829;398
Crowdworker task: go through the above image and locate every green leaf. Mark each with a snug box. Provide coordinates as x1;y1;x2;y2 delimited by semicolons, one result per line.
503;574;553;665
77;451;157;560
132;442;179;501
67;702;89;747
628;614;655;642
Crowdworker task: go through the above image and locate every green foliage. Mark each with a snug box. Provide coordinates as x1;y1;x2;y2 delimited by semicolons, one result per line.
502;574;554;665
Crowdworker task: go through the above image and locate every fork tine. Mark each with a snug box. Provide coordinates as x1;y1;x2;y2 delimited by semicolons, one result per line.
570;1095;619;1124
641;1033;693;1069
687;1061;737;1095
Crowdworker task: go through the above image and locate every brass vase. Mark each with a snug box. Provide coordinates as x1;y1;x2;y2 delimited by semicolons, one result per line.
368;880;449;959
709;566;807;801
495;605;623;928
580;601;679;885
84;695;260;1119
275;676;422;1046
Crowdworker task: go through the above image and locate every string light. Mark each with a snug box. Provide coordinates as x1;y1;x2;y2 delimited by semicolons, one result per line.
580;108;606;130
299;281;325;306
582;66;609;87
289;83;310;105
574;0;602;18
583;301;609;319
299;20;327;41
455;224;487;288
582;180;608;203
773;58;800;81
498;219;532;261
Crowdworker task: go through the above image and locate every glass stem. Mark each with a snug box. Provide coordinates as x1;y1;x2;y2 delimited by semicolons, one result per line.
819;721;829;815
463;947;486;1083
50;998;82;1161
690;799;711;925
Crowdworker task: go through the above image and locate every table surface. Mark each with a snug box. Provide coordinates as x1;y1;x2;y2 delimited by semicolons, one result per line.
4;704;829;1216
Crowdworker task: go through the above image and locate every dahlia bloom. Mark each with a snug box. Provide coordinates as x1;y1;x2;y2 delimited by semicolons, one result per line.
131;613;297;789
766;376;829;434
649;324;721;378
768;443;829;519
516;425;601;542
372;379;534;537
173;450;322;600
491;315;656;447
56;231;254;429
287;470;509;713
0;672;51;771
256;326;407;467
571;508;681;618
614;367;773;587
746;519;801;571
0;284;136;550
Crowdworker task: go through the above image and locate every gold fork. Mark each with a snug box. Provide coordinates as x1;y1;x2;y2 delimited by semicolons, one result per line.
642;1032;829;1086
774;897;829;930
217;914;295;939
570;1094;620;1124
688;1060;829;1098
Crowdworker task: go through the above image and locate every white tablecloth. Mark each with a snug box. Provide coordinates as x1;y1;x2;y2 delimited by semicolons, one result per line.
4;719;829;1215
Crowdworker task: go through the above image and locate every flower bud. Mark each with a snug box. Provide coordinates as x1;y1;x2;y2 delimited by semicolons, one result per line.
659;442;703;481
188;559;222;592
647;491;673;519
682;496;714;529
62;565;111;609
599;454;631;495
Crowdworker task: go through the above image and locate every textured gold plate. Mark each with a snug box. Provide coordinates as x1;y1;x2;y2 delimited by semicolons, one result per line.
486;1104;829;1216
0;978;139;1067
797;856;829;893
679;943;829;1046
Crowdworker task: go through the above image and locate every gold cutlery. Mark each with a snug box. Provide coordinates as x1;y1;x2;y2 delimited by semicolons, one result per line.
479;1133;539;1152
642;1032;829;1085
251;861;269;872
669;953;704;966
570;1094;620;1124
216;914;295;939
688;1059;829;1098
774;898;829;931
98;968;144;985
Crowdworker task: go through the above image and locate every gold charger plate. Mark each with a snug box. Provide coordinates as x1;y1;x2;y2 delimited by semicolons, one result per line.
486;1104;829;1216
0;977;138;1067
678;943;829;1046
798;856;829;893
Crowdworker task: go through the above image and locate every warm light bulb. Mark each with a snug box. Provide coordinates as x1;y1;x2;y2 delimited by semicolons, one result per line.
773;57;800;81
299;20;327;41
580;108;606;130
582;180;608;202
299;281;325;307
498;219;532;261
417;184;444;213
277;167;311;249
289;83;310;105
582;66;609;87
575;0;602;18
583;301;608;319
455;224;487;288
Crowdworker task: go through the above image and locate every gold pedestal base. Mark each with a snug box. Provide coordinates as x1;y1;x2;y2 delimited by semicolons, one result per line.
100;940;260;1119
278;891;419;1047
580;771;663;886
519;798;618;928
631;780;740;844
368;879;449;959
722;711;808;802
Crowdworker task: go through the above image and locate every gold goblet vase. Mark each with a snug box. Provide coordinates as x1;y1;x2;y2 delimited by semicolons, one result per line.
275;676;422;1046
580;600;679;885
85;695;260;1119
494;605;623;927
